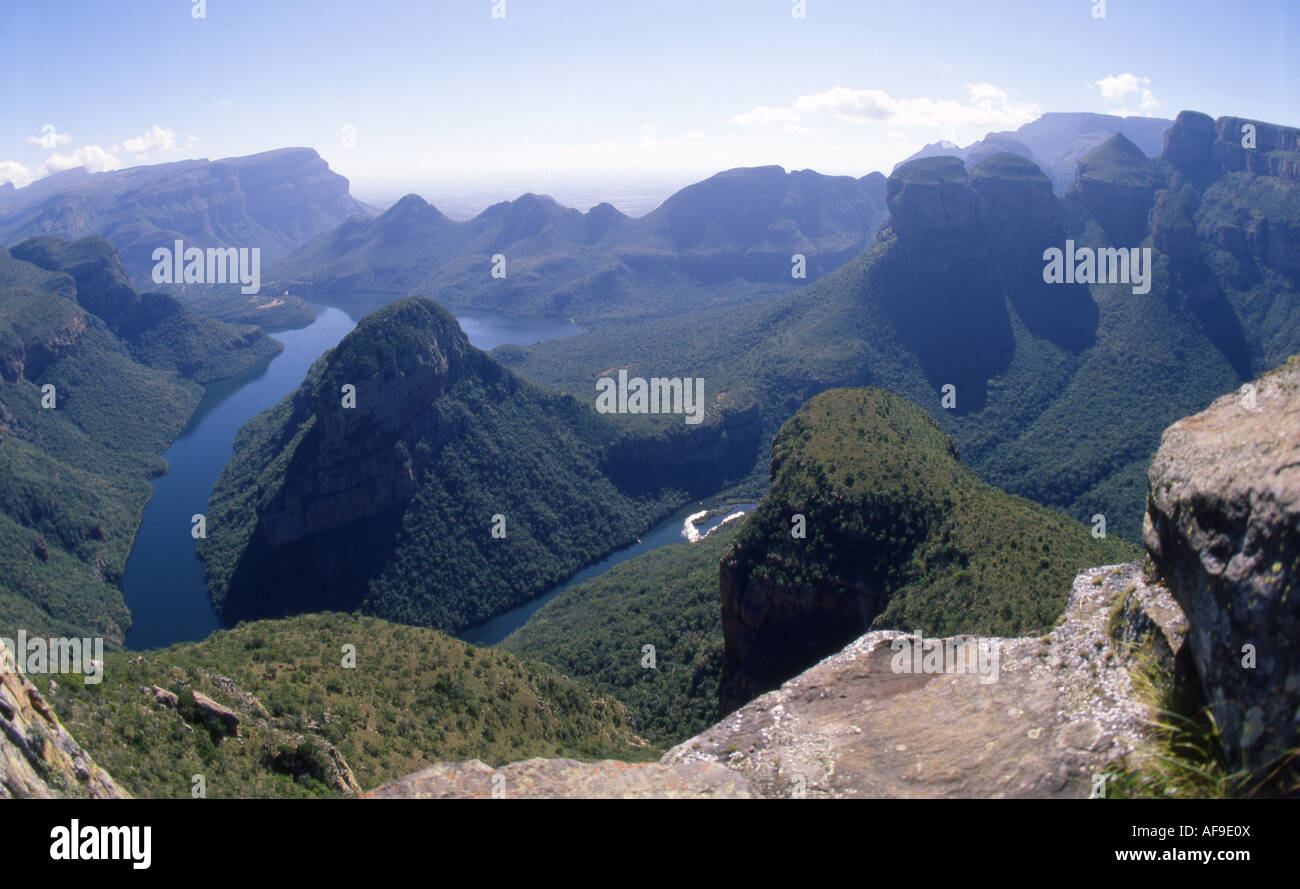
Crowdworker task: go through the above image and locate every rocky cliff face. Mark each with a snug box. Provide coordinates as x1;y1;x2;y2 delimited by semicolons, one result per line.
715;387;1133;714
1163;110;1220;185
878;157;1015;410
1161;111;1300;274
1165;110;1300;185
368;561;1185;799
1073;133;1160;245
258;299;483;547
670;563;1185;798
1145;357;1300;771
885;156;987;268
366;758;750;799
0;289;87;383
0;643;127;798
1214;116;1300;181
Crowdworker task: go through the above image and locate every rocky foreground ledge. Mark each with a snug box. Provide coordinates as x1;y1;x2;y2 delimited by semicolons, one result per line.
0;643;127;799
1145;357;1300;770
367;562;1184;799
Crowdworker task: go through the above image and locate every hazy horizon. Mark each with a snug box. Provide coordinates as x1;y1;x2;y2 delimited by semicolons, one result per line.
3;0;1296;207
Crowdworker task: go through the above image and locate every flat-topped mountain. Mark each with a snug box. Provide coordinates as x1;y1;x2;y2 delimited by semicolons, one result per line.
200;295;760;631
268;165;886;324
900;111;1174;192
505;109;1300;545
0;148;374;326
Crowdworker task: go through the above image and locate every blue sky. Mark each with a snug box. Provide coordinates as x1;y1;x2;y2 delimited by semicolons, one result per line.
1;0;1296;209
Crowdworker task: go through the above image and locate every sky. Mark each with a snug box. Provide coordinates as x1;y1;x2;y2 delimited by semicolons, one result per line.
1;0;1296;212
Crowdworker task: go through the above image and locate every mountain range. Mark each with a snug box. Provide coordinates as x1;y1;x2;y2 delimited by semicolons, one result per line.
502;111;1300;544
0;148;375;327
900;111;1174;193
4;108;1299;799
267;166;888;324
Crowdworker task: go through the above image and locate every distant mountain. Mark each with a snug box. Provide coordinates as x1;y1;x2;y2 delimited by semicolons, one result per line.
0;238;282;644
500;111;1300;545
900;112;1174;193
268;165;887;324
0;148;376;326
199;296;761;631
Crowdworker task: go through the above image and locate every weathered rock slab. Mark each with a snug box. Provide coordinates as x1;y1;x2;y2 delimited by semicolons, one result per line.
665;563;1182;798
1145;358;1300;769
0;643;127;799
365;757;752;799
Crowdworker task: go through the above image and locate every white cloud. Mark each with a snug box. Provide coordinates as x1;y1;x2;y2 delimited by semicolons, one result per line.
637;123;657;150
681;130;705;141
784;124;817;136
792;83;1040;129
28;125;72;149
119;125;178;156
0;161;34;187
38;145;120;177
5;124;196;189
731;105;803;125
1094;73;1159;115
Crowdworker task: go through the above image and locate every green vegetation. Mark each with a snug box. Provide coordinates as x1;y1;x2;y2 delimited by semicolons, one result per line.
0;239;281;644
730;388;1139;637
48;612;654;798
268;167;884;325
11;236;283;383
499;147;1299;545
1105;648;1299;799
502;520;741;746
170;288;316;332
200;297;705;632
1076;133;1160;189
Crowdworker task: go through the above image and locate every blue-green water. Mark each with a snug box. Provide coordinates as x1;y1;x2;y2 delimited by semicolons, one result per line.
456;502;756;647
121;305;583;650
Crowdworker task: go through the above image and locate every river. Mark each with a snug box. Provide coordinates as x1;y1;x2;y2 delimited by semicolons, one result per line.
456;501;756;647
120;302;734;651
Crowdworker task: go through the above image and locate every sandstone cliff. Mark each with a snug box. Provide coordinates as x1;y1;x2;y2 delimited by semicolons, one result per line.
1145;356;1300;772
668;562;1184;798
0;642;127;798
366;561;1185;799
715;387;1134;713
